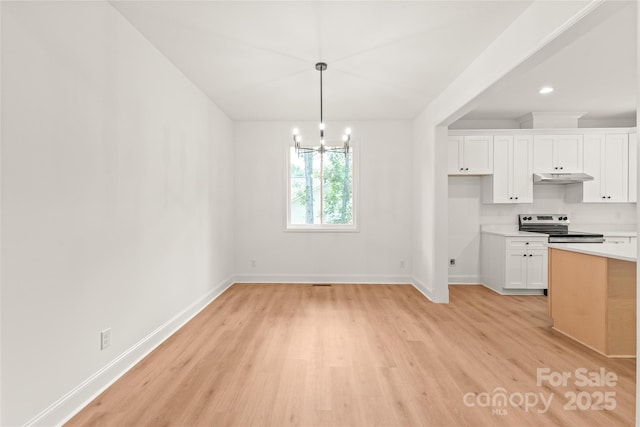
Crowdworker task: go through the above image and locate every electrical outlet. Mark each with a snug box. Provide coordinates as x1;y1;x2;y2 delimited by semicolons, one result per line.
399;260;405;269
101;328;111;350
450;258;456;266
251;260;256;268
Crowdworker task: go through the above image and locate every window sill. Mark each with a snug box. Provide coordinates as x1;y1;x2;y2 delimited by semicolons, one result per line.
285;225;360;233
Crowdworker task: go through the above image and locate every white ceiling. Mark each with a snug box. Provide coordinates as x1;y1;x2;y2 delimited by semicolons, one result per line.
111;1;636;123
460;0;637;122
111;1;532;121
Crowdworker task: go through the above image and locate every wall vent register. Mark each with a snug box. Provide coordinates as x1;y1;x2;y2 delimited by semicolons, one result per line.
518;214;604;243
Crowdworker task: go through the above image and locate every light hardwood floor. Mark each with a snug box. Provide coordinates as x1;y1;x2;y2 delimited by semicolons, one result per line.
67;284;635;426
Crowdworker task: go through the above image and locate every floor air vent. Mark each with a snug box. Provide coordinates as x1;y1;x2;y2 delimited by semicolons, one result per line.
312;284;332;287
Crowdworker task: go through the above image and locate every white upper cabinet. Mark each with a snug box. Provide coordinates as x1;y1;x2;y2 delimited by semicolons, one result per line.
448;135;493;175
603;134;629;202
447;136;460;174
451;128;636;204
581;134;628;203
533;134;583;173
463;136;494;173
582;134;605;201
483;135;532;203
556;135;584;172
511;136;534;203
629;133;637;203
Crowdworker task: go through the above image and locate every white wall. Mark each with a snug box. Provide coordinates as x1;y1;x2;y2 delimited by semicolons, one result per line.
0;2;234;425
234;121;412;283
411;114;449;302
448;176;637;283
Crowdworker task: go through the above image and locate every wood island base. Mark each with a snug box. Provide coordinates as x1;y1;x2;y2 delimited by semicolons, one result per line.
548;248;636;358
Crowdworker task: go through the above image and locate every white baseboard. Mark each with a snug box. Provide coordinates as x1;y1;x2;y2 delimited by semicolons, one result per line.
410;276;435;302
233;274;443;305
26;276;235;427
480;283;545;296
452;281;545;296
233;273;413;285
448;274;481;285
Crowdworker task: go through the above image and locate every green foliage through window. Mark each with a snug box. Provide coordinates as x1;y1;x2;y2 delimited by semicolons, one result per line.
289;147;353;226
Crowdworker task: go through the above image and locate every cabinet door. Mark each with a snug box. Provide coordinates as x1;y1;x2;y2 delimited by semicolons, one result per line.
490;136;512;203
556;135;583;172
526;249;548;289
463;136;493;174
505;251;527;289
447;136;462;174
511;135;533;203
602;134;628;202
533;135;555;173
582;134;604;202
629;133;637;203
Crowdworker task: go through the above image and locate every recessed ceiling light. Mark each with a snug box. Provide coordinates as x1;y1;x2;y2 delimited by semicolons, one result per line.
539;86;554;94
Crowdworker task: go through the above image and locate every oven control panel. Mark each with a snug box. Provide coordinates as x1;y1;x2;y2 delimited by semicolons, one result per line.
519;214;569;224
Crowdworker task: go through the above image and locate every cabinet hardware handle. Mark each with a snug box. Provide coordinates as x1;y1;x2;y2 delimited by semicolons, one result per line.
460;168;463;171
465;168;469;171
515;197;518;200
607;196;611;199
560;166;564;170
523;254;527;257
509;197;513;200
529;254;533;257
602;196;606;199
554;167;558;170
525;242;529;245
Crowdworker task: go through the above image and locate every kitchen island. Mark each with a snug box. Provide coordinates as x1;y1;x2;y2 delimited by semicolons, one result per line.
548;243;636;357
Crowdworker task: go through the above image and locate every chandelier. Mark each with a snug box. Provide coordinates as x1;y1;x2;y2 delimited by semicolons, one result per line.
292;62;351;156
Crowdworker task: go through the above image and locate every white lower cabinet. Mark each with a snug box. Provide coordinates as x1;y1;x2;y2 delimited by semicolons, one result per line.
481;233;548;293
505;248;547;289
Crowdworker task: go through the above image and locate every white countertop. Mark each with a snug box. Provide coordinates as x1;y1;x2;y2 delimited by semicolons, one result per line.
481;229;544;237
601;231;637;238
481;224;637;238
547;242;637;262
481;225;547;238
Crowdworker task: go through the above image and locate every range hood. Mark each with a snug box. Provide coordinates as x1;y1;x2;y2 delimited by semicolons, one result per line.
533;172;594;184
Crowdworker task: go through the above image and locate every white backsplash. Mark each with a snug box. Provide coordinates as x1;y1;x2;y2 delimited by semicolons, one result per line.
479;183;637;226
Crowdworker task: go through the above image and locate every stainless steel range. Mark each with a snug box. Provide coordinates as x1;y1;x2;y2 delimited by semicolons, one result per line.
518;214;605;243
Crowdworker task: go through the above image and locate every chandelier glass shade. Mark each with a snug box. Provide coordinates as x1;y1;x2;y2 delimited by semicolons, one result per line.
292;62;351;155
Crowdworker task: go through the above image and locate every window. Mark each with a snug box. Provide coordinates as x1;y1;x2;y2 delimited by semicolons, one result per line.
286;145;357;231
